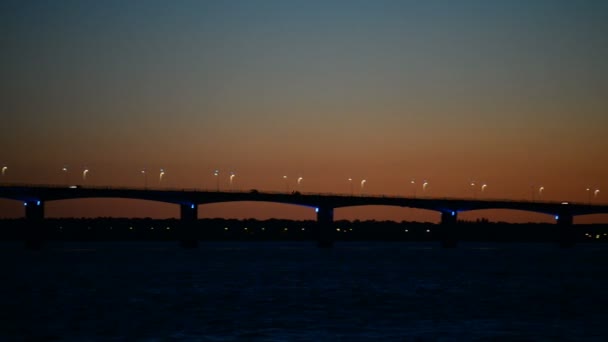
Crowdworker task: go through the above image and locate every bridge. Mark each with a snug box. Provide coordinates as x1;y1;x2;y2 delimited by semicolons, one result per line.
2;184;608;248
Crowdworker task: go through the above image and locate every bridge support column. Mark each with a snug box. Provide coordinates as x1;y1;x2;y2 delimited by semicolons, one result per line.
24;200;45;250
316;207;334;248
440;211;458;248
179;204;199;248
557;213;575;248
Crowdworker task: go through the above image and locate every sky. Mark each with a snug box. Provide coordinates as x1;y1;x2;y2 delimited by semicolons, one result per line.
1;0;607;223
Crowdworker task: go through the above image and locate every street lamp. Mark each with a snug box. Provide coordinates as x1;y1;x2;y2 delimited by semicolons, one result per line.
62;166;69;186
538;186;544;200
481;183;487;196
348;178;353;196
586;188;600;204
360;179;366;196
141;169;147;189
297;176;303;187
82;167;89;184
283;175;289;193
1;165;7;184
229;172;236;190
422;180;429;193
410;179;416;198
159;169;165;185
470;181;476;198
214;170;219;191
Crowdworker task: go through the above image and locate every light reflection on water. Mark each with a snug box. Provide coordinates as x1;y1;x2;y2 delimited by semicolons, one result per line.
2;241;608;340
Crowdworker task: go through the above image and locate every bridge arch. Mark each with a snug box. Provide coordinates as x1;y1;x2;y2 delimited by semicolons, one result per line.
197;201;317;220
574;213;608;224
44;198;179;219
457;208;557;224
335;204;442;223
0;198;26;218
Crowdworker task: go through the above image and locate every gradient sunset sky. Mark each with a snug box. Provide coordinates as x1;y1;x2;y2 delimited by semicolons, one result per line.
1;0;607;223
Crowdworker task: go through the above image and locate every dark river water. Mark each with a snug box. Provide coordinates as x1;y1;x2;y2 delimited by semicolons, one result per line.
2;241;608;341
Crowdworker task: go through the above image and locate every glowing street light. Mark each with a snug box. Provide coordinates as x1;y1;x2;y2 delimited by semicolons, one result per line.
141;169;147;189
470;181;476;198
283;175;289;193
297;176;303;186
159;169;165;184
360;179;366;195
229;172;236;190
214;170;219;191
481;183;487;192
348;178;353;196
588;188;600;204
82;167;89;183
538;186;544;200
422;180;429;193
62;166;69;186
228;172;236;190
410;179;416;198
1;165;7;177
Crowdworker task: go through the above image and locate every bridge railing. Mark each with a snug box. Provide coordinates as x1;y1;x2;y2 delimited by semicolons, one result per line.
0;182;600;207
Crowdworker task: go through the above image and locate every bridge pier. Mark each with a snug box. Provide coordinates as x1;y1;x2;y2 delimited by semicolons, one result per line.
179;203;199;248
24;200;45;250
316;207;334;248
557;213;575;248
440;211;459;248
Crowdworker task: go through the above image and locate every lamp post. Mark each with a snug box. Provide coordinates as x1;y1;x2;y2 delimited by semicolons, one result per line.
1;165;8;184
159;169;165;185
470;181;476;199
587;188;600;205
82;167;89;185
481;183;487;197
283;175;289;193
410;179;416;198
422;180;429;194
297;176;303;187
141;169;147;189
538;186;544;200
229;172;235;190
360;179;366;196
214;170;219;191
589;188;600;204
62;166;69;186
348;178;353;196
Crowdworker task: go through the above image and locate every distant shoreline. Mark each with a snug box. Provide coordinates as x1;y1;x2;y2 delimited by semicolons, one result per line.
1;218;607;243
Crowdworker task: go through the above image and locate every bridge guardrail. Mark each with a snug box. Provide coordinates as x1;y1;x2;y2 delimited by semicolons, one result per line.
0;182;602;207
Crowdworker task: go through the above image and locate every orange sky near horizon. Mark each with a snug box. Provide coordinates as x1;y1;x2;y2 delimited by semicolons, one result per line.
1;1;607;223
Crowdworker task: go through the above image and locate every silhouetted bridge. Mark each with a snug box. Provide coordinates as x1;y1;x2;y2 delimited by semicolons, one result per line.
2;184;608;248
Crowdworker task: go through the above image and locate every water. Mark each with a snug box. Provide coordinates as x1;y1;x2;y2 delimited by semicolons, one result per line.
2;241;608;341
